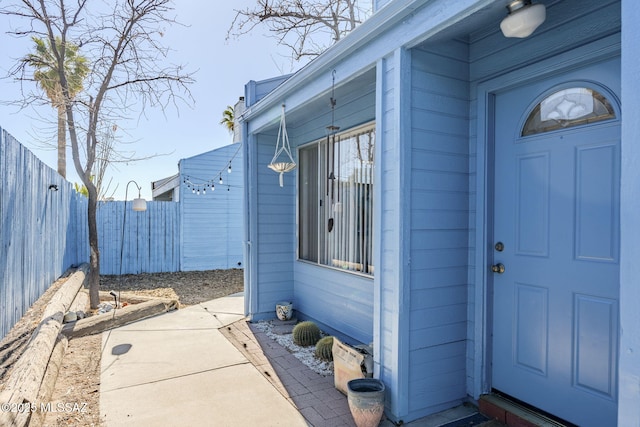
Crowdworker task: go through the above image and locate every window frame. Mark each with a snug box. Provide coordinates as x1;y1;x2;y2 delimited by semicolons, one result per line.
520;86;617;137
296;121;376;278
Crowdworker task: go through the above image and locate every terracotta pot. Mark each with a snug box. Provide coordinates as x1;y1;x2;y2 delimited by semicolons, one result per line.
275;301;293;321
347;378;385;427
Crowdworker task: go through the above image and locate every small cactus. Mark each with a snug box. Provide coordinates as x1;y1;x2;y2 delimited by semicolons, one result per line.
315;336;334;361
292;321;321;346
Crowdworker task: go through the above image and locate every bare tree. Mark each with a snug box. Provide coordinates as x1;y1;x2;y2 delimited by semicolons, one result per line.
3;0;195;308
228;0;371;61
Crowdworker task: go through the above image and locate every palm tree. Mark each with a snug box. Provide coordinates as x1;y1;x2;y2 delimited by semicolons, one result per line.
27;37;89;178
220;105;234;134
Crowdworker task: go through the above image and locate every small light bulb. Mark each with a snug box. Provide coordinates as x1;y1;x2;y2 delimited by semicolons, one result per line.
203;188;206;195
192;188;195;194
228;163;232;173
197;189;200;195
211;184;215;192
219;175;223;185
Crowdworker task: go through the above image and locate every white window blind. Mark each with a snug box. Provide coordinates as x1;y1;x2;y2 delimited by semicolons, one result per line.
298;123;375;275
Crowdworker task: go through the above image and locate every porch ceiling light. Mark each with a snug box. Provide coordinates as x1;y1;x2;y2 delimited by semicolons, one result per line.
500;0;546;38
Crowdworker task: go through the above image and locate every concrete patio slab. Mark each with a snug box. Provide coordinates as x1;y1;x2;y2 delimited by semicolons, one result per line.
100;294;307;426
100;362;308;426
101;328;246;391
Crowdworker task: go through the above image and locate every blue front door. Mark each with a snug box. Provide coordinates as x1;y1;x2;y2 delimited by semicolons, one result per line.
491;58;620;427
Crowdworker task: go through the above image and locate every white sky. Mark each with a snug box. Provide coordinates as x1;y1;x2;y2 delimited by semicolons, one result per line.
0;2;306;200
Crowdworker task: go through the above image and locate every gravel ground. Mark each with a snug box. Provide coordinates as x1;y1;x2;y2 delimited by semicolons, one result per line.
100;269;244;306
253;320;334;377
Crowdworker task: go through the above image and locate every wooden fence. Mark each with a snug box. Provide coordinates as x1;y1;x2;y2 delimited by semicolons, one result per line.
0;128;86;340
97;201;180;275
0;127;181;339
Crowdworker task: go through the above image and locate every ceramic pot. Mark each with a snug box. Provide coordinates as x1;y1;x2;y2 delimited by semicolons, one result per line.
347;378;385;427
275;301;293;321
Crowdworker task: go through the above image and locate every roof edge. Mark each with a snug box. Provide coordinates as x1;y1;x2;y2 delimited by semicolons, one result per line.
241;0;427;122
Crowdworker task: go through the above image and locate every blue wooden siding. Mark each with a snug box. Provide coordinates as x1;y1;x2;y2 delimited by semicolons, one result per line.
250;132;296;316
179;144;244;271
97;201;180;274
619;2;640;425
373;0;391;12
375;49;411;418
405;41;471;417
0;127;87;339
245;75;292;107
247;70;377;340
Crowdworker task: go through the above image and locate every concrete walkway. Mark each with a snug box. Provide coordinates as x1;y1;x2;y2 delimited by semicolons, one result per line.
100;294;496;427
99;294;308;426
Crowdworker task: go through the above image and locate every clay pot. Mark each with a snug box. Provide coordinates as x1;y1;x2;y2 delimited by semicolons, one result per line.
347;378;385;427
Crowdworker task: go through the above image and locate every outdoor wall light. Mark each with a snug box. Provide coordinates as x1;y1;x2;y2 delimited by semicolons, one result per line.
500;0;546;38
125;180;148;212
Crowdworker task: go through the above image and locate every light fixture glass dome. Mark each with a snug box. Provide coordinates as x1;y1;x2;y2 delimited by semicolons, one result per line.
500;1;546;38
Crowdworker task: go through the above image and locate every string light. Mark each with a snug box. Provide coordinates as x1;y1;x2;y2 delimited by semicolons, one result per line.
182;143;242;196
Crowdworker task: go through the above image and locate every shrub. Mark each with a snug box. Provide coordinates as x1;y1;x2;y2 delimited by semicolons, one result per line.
292;321;321;346
315;336;334;361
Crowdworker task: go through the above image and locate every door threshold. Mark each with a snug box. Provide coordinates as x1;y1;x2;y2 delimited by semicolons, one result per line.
479;394;574;427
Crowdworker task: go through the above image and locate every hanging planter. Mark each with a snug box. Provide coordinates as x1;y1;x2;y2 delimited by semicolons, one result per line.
268;104;296;187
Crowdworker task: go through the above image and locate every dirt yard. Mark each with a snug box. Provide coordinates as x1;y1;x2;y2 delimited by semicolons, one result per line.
0;269;243;427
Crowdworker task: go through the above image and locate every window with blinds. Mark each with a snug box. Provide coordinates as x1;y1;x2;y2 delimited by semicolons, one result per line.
298;122;375;275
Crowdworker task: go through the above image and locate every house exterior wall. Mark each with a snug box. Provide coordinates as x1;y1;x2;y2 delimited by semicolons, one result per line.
373;0;392;12
374;49;411;417
244;132;296;319
243;0;632;424
405;41;471;418
619;1;640;424
179;144;244;271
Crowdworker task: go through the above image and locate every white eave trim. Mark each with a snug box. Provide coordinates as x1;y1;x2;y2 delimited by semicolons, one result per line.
240;0;497;124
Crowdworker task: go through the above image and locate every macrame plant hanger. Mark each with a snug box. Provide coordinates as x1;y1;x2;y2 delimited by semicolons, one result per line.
268;104;297;187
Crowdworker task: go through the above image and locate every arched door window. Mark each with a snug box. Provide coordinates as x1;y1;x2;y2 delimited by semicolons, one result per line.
522;87;615;136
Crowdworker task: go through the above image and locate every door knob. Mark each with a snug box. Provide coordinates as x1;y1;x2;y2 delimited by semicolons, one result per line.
491;263;505;274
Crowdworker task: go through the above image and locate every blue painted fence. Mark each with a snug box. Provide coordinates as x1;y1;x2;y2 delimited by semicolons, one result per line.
97;200;180;275
0;127;181;339
0;128;86;340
